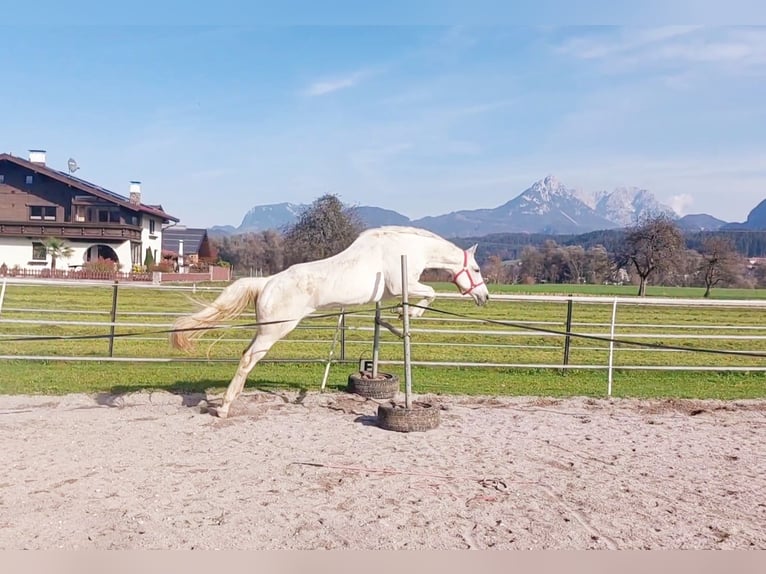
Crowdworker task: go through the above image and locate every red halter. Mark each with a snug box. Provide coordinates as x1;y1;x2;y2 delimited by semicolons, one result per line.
451;250;485;296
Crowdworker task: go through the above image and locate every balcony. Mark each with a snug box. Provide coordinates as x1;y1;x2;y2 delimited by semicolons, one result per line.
0;221;143;242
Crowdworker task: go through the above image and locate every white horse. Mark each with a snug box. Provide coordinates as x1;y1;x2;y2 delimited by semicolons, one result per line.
171;226;489;418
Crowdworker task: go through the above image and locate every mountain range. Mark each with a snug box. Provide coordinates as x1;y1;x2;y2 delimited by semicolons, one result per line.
209;175;758;238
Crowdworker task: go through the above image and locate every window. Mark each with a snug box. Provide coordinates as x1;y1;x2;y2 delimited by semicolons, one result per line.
0;175;5;184
29;206;57;221
25;175;33;185
32;242;47;261
131;242;142;266
149;219;156;234
97;209;121;223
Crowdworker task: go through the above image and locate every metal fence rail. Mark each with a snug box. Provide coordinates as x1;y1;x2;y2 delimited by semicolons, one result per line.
2;278;766;396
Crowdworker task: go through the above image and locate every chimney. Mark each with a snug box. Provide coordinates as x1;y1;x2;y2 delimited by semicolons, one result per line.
129;181;142;205
29;149;47;165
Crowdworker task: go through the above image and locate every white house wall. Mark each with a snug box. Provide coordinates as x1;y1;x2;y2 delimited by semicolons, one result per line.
141;215;164;262
0;238;134;270
0;238;39;270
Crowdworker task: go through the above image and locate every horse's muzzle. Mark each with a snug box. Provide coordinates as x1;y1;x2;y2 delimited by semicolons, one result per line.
472;291;489;306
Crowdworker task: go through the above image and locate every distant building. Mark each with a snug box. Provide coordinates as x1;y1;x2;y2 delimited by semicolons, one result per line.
0;149;178;271
161;226;217;270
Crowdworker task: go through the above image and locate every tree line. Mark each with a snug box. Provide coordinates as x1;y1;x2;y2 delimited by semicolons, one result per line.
212;194;362;276
478;215;757;296
210;196;766;297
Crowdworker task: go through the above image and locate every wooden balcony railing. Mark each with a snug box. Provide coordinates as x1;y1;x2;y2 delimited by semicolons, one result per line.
0;221;143;242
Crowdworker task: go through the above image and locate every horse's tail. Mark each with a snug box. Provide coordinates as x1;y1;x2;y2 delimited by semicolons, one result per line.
170;277;270;352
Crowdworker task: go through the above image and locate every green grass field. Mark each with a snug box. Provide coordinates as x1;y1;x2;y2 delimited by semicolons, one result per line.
432;281;766;300
1;280;765;399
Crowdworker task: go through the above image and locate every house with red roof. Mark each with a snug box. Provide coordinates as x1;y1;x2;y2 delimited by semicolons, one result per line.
0;149;179;273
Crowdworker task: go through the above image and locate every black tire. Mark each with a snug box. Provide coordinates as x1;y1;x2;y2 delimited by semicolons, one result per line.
347;372;400;399
376;402;440;432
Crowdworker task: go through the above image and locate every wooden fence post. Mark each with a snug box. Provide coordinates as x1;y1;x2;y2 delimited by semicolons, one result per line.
108;280;119;357
562;297;573;374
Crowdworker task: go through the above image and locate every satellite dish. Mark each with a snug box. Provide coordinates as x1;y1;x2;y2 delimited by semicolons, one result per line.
67;158;80;174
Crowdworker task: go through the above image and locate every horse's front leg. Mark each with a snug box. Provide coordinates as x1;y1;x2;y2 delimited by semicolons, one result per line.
396;282;436;319
215;321;297;418
216;336;271;419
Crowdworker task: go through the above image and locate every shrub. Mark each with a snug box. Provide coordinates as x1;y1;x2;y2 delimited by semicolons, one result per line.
83;257;119;274
149;261;175;273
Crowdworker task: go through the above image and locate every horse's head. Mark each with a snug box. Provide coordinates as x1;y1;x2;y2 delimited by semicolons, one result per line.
451;244;489;306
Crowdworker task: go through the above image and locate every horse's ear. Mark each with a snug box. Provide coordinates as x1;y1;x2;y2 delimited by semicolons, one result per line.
468;244;478;255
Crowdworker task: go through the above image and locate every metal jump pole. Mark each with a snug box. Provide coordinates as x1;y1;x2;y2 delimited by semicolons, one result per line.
0;279;7;316
372;302;382;378
401;254;413;409
320;308;345;391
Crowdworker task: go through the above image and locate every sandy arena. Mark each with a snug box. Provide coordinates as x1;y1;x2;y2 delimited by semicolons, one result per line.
0;390;764;550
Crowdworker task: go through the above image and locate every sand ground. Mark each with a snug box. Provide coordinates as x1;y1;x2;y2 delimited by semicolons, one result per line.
0;390;764;550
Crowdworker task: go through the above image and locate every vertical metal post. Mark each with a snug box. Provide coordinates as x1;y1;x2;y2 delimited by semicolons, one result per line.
108;280;119;357
0;279;7;316
562;297;573;373
607;298;618;396
320;310;345;391
401;255;412;409
372;302;381;378
340;309;346;361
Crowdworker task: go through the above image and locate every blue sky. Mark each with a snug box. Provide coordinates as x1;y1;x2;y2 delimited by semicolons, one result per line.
2;23;765;228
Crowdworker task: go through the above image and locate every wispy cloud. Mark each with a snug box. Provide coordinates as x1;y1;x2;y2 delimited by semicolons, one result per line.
304;69;370;96
557;26;701;60
555;26;766;73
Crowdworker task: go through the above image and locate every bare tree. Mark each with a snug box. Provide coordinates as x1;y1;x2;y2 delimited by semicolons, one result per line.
669;249;703;287
584;245;611;284
215;232;266;275
751;260;766;288
519;245;543;283
482;255;507;284
260;229;284;274
282;194;363;266
563;245;586;283
618;214;685;296
698;236;741;298
540;240;564;283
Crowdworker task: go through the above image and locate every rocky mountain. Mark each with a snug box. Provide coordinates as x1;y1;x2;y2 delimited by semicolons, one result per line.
677;213;728;231
722;199;766;230
239;202;305;232
209;176;733;237
594;187;675;226
209;202;306;236
207;224;238;237
208;202;409;236
412;176;617;237
352;206;411;227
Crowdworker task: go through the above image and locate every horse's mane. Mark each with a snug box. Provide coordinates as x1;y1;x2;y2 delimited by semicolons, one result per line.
357;226;449;242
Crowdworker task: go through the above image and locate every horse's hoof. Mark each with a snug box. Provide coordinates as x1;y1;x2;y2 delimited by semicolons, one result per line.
212;406;229;419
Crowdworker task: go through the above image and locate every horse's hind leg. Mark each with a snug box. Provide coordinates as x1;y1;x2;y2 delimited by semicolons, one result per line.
216;322;297;418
